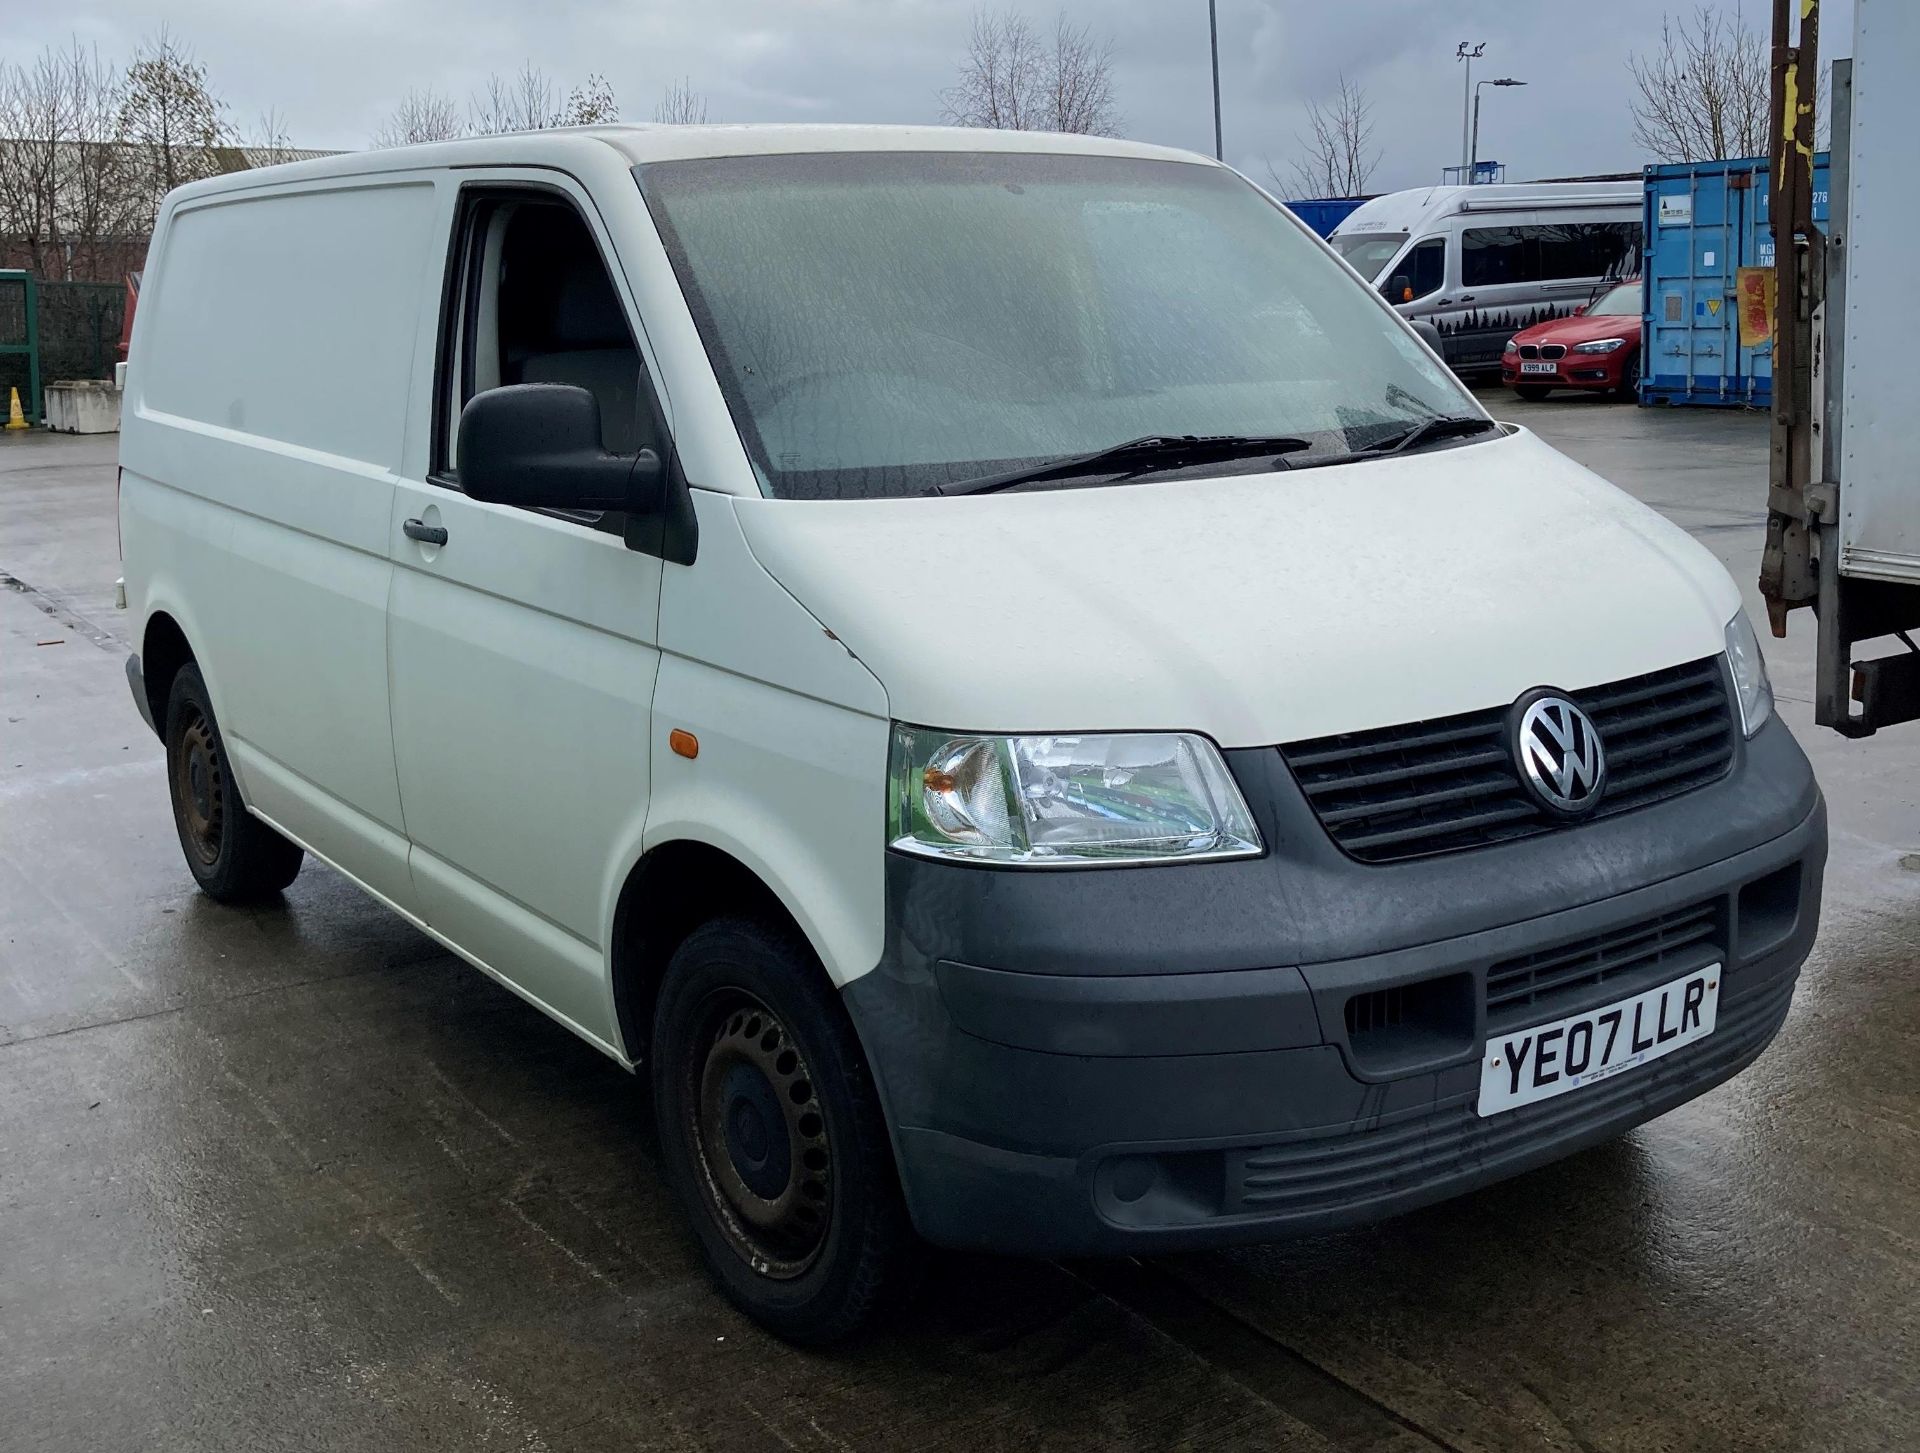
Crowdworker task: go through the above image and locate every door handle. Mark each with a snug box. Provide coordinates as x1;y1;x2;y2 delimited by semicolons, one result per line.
403;518;448;546
1457;293;1476;303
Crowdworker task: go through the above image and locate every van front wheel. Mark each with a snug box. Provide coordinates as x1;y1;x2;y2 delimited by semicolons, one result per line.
163;663;304;902
652;917;921;1344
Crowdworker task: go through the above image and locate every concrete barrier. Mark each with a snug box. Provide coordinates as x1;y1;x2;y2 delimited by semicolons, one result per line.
43;380;121;434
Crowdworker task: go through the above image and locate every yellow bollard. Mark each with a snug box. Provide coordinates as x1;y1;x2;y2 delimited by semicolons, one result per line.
3;387;25;430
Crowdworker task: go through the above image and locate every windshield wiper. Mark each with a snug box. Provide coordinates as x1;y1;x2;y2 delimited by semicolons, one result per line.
1354;415;1497;458
937;433;1313;497
1289;415;1497;471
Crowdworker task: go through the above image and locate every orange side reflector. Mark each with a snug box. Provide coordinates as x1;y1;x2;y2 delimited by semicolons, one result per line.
669;729;699;759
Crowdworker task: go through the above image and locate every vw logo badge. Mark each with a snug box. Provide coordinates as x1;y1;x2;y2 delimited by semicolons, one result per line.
1512;694;1607;815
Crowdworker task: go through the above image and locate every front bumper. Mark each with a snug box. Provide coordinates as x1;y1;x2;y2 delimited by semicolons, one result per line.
844;718;1825;1257
1502;351;1632;391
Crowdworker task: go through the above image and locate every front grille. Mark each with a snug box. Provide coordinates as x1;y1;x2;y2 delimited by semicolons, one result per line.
1541;343;1568;359
1223;969;1793;1218
1518;343;1541;359
1484;900;1722;1028
1280;657;1735;863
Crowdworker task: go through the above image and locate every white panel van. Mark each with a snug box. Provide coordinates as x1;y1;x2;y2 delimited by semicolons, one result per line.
1330;182;1642;372
120;128;1823;1343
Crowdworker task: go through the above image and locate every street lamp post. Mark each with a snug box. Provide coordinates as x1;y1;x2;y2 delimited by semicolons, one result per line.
1471;78;1527;176
1209;0;1223;161
1456;41;1485;169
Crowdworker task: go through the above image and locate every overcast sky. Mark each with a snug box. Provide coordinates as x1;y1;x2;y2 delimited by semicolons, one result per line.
6;0;1854;192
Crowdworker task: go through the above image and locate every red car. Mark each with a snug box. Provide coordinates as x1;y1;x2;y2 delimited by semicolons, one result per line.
1501;277;1642;401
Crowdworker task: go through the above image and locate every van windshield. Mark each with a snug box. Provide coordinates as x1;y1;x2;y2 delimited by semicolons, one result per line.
639;153;1477;500
1328;232;1408;282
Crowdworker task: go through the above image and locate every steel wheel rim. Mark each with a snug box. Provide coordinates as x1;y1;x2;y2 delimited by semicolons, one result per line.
684;989;833;1279
173;709;224;867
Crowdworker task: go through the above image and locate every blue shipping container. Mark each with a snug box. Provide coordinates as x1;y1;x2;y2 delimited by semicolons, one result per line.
1641;153;1829;408
1284;196;1369;238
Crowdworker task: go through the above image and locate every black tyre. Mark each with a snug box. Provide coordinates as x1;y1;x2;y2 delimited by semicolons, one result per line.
1514;384;1553;401
1612;356;1640;402
163;663;304;902
652;916;921;1344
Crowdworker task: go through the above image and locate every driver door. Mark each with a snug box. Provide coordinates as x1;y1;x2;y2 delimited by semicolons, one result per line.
387;174;669;1051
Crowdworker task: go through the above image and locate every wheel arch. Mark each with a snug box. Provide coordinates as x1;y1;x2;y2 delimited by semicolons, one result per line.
610;838;831;1066
140;609;196;730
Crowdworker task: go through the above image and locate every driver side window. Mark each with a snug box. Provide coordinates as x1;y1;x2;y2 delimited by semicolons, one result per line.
435;191;663;494
1396;237;1446;302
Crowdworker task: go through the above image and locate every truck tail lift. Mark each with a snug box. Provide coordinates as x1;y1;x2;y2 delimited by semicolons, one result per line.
1760;0;1920;735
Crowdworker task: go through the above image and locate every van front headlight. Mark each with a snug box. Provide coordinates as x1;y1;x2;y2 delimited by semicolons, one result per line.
888;725;1262;866
1724;610;1774;737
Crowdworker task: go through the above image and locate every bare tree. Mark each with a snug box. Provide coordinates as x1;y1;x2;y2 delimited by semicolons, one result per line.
0;46;69;277
0;40;151;281
1268;73;1379;198
245;107;304;168
564;73;619;125
941;7;1119;136
469;62;568;135
1628;6;1773;163
372;86;463;148
117;27;232;225
653;77;709;125
380;70;618;145
64;43;141;280
1043;15;1118;136
942;9;1039;130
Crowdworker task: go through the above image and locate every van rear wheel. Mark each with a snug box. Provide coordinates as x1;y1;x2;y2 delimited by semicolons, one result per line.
163;663;304;902
651;917;921;1344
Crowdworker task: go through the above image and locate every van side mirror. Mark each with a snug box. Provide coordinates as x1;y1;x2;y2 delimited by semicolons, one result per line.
458;384;661;514
1388;275;1412;303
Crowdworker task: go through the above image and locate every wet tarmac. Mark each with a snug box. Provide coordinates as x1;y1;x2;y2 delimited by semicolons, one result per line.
3;396;1917;1452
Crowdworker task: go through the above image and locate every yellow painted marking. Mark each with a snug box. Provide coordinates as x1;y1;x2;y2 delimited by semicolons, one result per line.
1780;64;1815;161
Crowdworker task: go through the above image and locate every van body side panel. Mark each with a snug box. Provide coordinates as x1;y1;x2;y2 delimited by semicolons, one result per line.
1839;0;1920;582
647;494;890;993
1335;186;1642;372
1423;209;1641;370
384;169;676;1049
387;489;661;1046
120;180;434;909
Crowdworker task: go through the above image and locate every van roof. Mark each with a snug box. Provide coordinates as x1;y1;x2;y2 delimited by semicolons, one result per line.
1332;180;1643;237
163;124;1217;203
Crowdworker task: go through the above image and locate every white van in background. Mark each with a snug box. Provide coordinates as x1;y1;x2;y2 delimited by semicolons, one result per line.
120;127;1821;1344
1330;181;1642;371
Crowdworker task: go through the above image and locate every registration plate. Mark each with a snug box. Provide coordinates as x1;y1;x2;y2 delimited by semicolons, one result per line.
1477;967;1720;1117
1520;360;1558;375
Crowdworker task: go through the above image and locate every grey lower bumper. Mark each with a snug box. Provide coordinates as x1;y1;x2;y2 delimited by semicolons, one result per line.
845;718;1826;1258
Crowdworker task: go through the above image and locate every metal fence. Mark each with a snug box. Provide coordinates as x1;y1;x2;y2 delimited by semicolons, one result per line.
0;274;124;423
